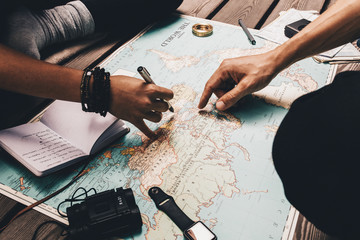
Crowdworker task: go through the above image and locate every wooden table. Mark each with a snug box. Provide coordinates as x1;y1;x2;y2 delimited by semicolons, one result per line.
0;0;357;239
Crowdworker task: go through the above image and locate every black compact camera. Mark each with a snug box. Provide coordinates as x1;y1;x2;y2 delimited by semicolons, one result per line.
284;18;311;38
66;187;142;240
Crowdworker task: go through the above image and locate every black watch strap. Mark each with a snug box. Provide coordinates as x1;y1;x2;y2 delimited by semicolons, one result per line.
149;187;194;231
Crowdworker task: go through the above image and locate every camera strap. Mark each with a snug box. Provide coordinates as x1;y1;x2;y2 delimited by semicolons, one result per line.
148;186;194;231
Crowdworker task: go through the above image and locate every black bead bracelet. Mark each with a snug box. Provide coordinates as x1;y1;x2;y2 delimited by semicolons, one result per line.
80;67;111;117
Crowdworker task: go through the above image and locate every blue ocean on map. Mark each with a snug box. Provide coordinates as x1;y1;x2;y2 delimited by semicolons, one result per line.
0;15;333;240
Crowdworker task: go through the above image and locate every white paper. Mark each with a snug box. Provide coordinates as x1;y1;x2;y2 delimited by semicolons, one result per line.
255;8;358;58
256;8;318;45
0;100;129;176
40;100;118;154
0;122;87;176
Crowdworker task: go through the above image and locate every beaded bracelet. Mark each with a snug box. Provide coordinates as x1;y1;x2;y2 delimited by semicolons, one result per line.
100;72;110;117
80;67;111;117
80;68;92;112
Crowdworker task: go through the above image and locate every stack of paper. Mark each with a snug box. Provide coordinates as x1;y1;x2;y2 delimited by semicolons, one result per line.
255;8;360;64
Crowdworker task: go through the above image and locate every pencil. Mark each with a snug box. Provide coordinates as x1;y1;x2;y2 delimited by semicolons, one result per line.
238;19;256;45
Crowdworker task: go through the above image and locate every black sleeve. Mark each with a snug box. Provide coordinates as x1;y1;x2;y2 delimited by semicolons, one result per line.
272;71;360;239
81;0;183;33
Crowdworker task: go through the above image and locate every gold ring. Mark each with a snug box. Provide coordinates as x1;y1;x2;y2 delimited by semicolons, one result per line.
192;23;213;37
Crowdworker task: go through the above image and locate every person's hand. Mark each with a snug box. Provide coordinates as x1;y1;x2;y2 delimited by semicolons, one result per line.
109;75;173;138
198;52;281;111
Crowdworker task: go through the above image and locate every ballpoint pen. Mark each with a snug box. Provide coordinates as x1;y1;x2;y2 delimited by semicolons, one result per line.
137;66;174;112
238;19;256;45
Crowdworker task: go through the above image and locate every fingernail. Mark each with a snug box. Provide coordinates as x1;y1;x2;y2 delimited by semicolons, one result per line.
216;101;226;110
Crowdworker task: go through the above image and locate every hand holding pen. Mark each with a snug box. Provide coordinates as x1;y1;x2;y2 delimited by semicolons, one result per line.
137;66;174;112
107;71;173;139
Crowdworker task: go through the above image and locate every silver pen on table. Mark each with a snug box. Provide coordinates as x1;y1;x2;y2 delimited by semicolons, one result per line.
238;19;256;45
137;66;174;112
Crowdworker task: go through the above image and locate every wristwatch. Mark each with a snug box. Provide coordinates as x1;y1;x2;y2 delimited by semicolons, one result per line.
148;187;217;240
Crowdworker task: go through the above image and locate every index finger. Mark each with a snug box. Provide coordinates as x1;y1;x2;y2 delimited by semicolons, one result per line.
198;68;224;109
150;85;174;101
134;119;157;139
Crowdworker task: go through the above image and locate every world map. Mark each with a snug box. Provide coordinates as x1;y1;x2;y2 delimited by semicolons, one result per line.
0;15;334;239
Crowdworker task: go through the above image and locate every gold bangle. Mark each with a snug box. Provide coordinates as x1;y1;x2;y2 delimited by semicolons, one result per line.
192;23;213;37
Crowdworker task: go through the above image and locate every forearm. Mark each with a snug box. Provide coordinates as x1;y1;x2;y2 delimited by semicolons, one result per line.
273;0;360;70
199;0;360;111
0;44;82;102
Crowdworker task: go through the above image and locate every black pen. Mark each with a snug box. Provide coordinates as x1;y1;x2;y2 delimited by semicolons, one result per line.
137;66;174;112
238;19;256;45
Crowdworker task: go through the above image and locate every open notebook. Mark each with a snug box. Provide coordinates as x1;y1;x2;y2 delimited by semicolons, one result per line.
0;100;129;176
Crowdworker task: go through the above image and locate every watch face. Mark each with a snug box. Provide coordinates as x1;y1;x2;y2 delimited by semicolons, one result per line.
184;221;217;240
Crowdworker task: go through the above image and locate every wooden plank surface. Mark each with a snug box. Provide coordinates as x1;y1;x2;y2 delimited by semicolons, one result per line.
0;195;18;223
176;0;224;18
262;0;326;27
211;0;327;29
294;214;340;240
211;0;276;28
1;0;358;239
0;208;66;240
321;0;338;13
